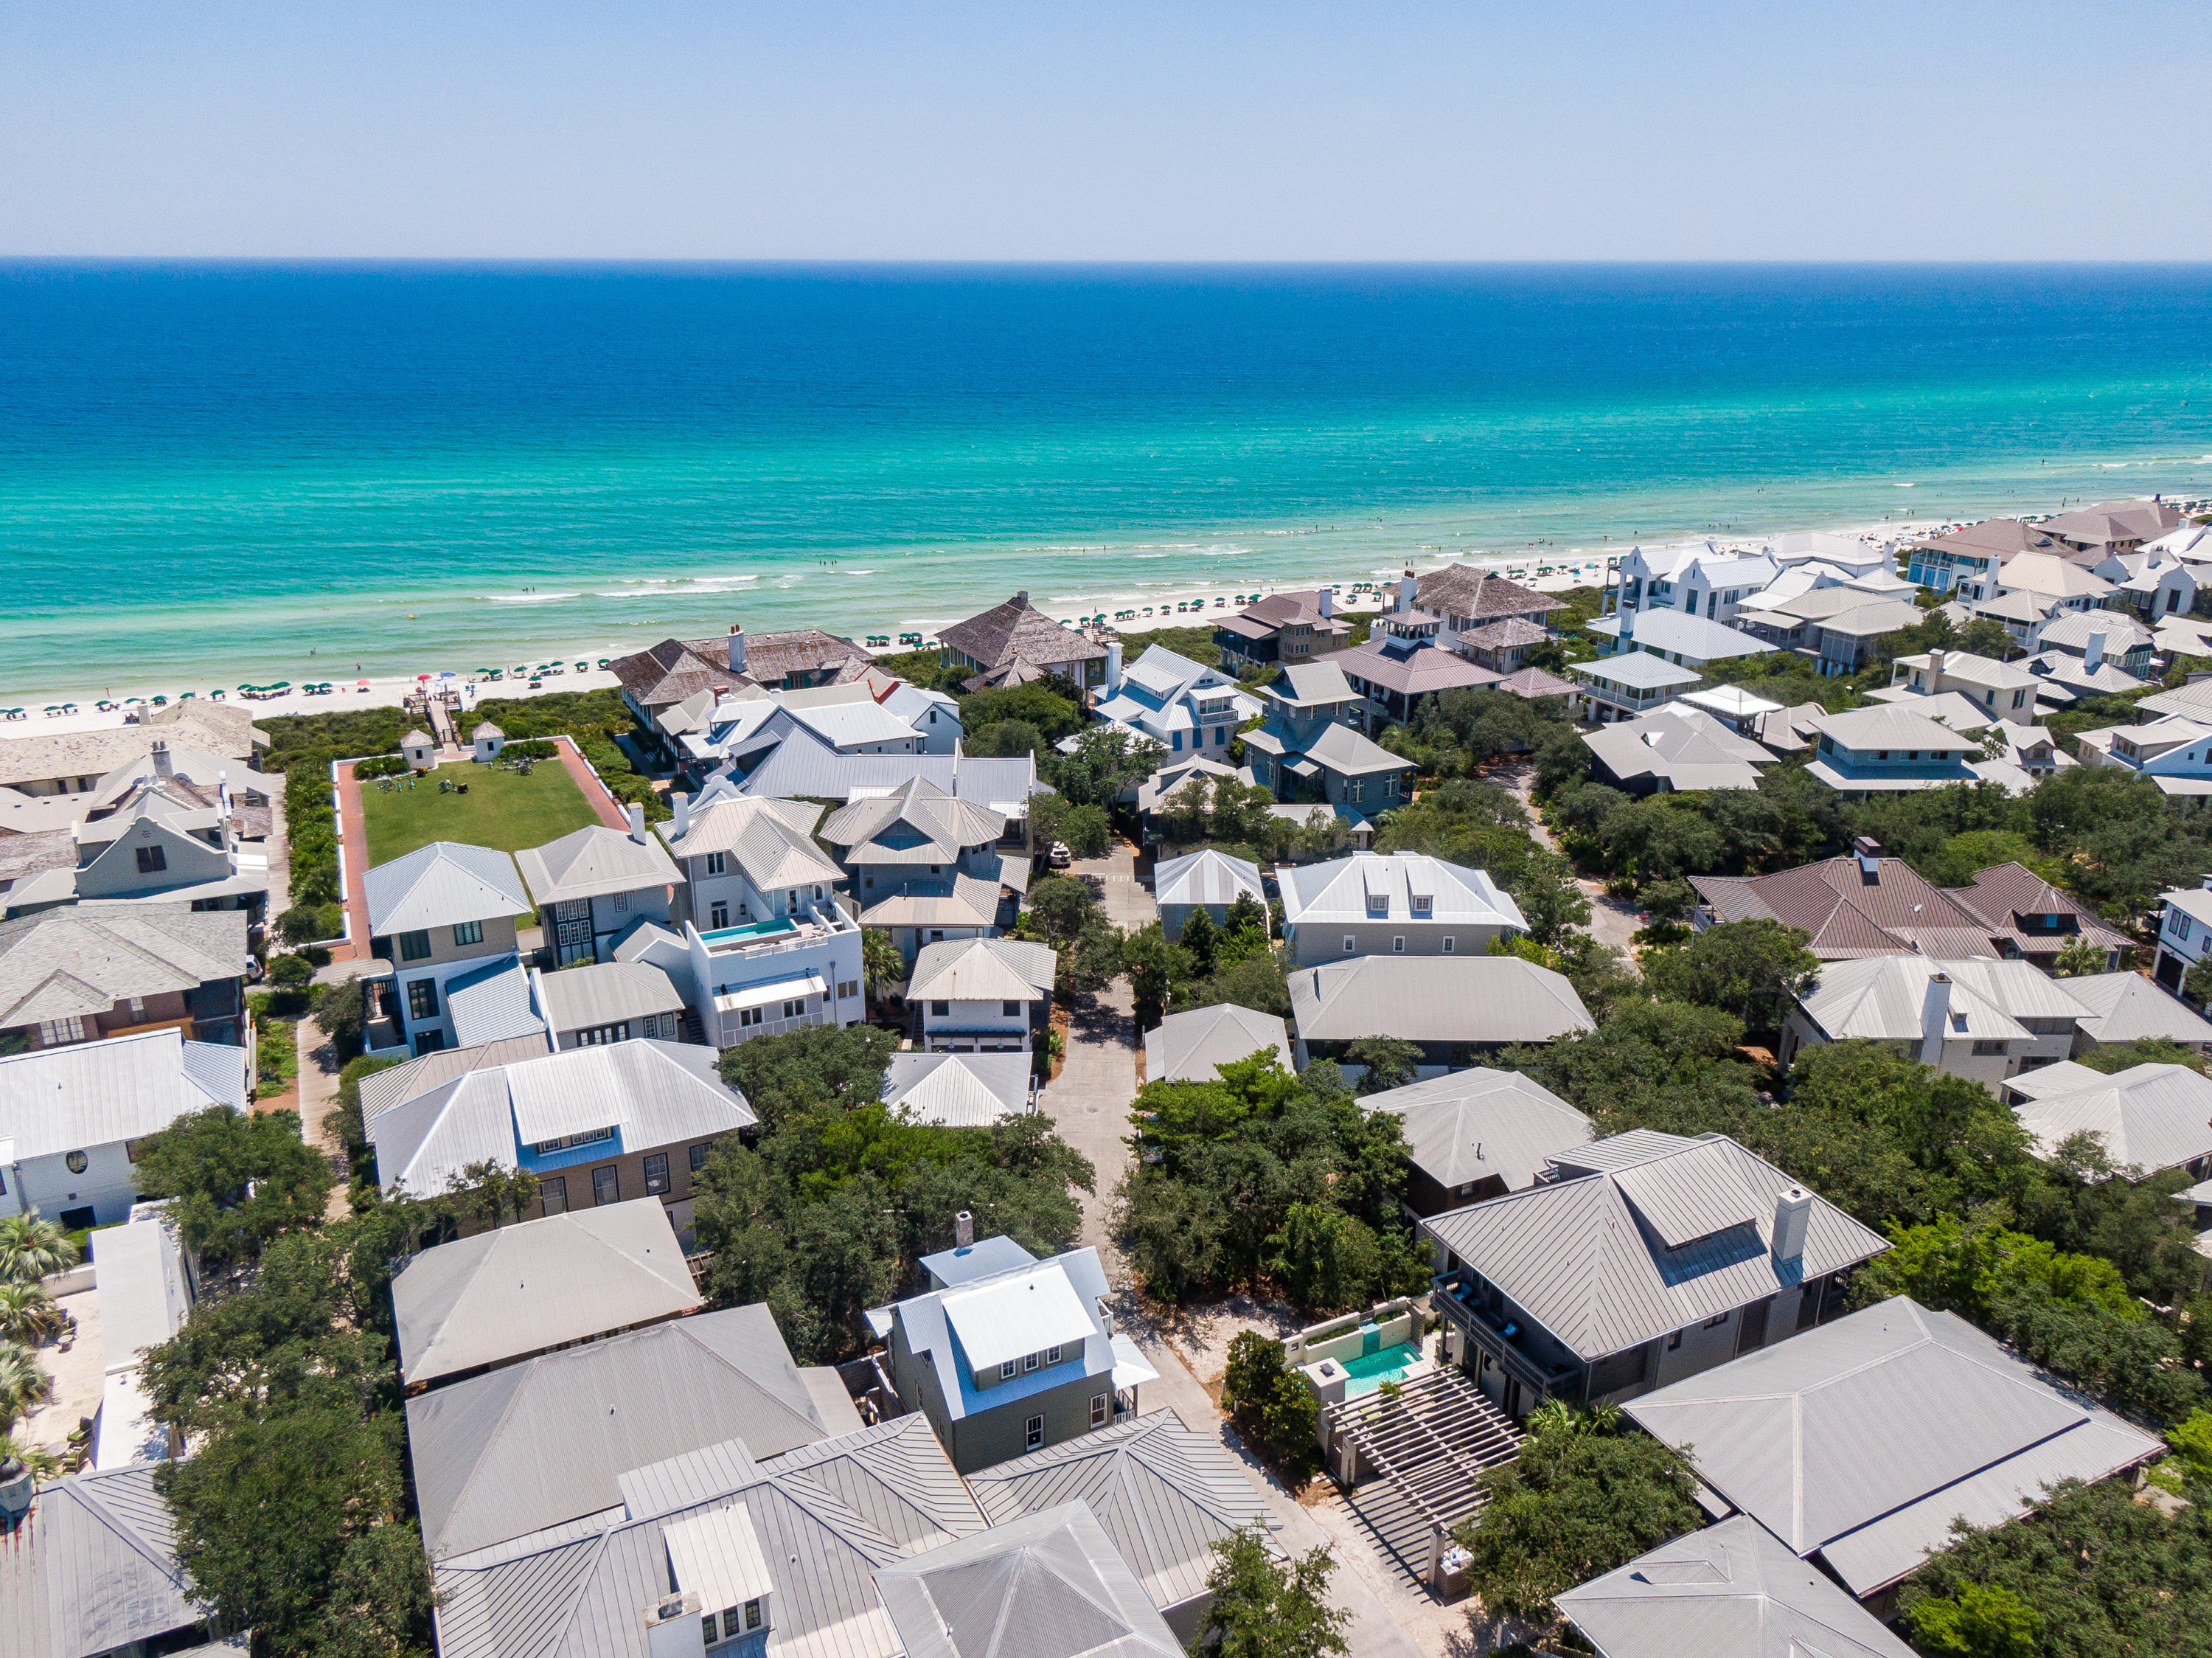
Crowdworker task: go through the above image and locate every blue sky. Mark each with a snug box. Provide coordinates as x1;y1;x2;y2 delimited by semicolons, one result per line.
4;1;2207;259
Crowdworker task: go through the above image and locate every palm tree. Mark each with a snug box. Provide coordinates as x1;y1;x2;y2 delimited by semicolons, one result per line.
0;1215;79;1285
0;1432;60;1483
0;1342;52;1434
0;1283;63;1345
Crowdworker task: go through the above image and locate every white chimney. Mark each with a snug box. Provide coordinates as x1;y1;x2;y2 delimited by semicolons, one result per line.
642;1591;706;1658
1919;972;1953;1066
627;802;647;843
1927;648;1945;676
672;791;690;839
1773;1185;1812;1264
1854;836;1882;879
1621;606;1635;642
1105;642;1123;693
726;624;747;673
954;1210;974;1249
151;740;173;779
2084;631;2106;673
1318;586;1333;619
1397;573;1418;613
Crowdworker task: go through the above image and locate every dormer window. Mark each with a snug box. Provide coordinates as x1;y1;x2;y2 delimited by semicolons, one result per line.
1366;895;1387;916
1411;895;1432;915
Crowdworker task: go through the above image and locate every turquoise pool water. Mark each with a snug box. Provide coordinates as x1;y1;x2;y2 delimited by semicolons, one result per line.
1338;1342;1420;1399
702;918;796;945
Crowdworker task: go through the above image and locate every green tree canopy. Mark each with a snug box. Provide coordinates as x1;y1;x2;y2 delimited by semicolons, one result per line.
132;1106;336;1265
1218;1332;1323;1477
1639;918;1817;1031
718;1023;897;1131
1192;1526;1350;1658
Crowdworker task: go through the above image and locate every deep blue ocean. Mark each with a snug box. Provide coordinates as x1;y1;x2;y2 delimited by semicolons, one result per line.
3;262;2209;699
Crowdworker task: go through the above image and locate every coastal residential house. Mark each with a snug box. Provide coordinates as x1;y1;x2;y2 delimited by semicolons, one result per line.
1602;541;1783;621
534;959;691;1048
88;1201;195;1471
0;702;263;797
1415;562;1564;639
1804;706;1980;797
2093;544;2201;620
1580;705;1774;795
1585;606;1771;673
611;625;876;744
361;840;535;1057
2151;878;2212;998
1693;840;2000;961
1276;849;1525;966
1089;642;1262;757
0;905;248;1052
1779;956;2090;1089
515;808;681;966
938;590;1109;695
2037;609;2157;676
907;937;1054;1053
1571;651;1703;724
1133;753;1249;834
0;1027;248;1229
1152;847;1264;943
1288;954;1593;1070
2037;497;2188;562
430;1415;982;1658
881;1050;1036;1126
1989;550;2115;625
1456;616;1554;675
2074;712;2212;797
2005;1060;2212;1178
1903;518;2059;598
1944;861;2130;970
730;731;1046;851
818;777;1023;962
1881;649;2040;724
2027;642;2147;706
964;1412;1277;1645
2059;970;2212;1056
0;1465;218;1658
1337;593;1503;729
1557;1515;1919;1658
64;777;271;933
1624;1297;2161;1600
408;1301;854;1560
1423;1130;1888;1419
1731;587;1924;676
873;1238;1146;1473
655;787;845;934
1241;662;1414;833
1142;1003;1293;1085
364;1037;757;1236
1360;1067;1593;1217
1213;587;1352;671
390;1197;704;1390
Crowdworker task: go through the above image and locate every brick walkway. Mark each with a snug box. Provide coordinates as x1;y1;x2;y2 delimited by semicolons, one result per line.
549;734;630;830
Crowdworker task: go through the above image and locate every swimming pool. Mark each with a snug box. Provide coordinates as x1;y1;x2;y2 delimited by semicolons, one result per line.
1337;1342;1421;1399
701;918;796;946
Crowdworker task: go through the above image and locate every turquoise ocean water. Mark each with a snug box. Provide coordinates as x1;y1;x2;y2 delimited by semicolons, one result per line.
3;262;2210;701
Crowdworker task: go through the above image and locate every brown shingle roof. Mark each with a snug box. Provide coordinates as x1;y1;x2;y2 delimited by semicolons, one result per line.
1415;565;1564;623
938;592;1106;673
1339;640;1502;697
690;630;872;688
1691;853;1998;960
1945;861;2131;957
1910;519;2058;558
609;638;730;710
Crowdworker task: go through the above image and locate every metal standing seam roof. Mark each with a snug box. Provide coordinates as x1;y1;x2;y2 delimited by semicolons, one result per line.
0;1464;201;1658
874;1500;1185;1658
535;961;687;1035
735;730;1044;813
1794;955;2075;1045
444;955;546;1049
2005;1061;2212;1174
890;1248;1115;1424
430;1414;987;1658
820;777;1007;861
1623;1297;2163;1598
1288;955;1593;1046
1573;653;1704;691
1269;660;1357;705
858;874;1006;932
1944;863;2132;957
1360;1066;1593;1192
2057;970;2212;1046
966;1412;1276;1617
1338;637;1503;697
658;792;839;890
1242;716;1410;780
362;840;534;937
881;1050;1034;1126
1554;1513;1918;1658
1587;610;1773;662
0;905;246;1028
391;1198;703;1387
1276;850;1526;930
941;1267;1100;1374
513;825;681;908
355;1031;554;1128
1141;1004;1292;1084
1150;848;1263;911
787;698;933;751
1995;551;2115;601
1581;718;1767;794
908;939;1055;1005
408;1303;834;1560
0;1027;245;1162
1420;1131;1889;1362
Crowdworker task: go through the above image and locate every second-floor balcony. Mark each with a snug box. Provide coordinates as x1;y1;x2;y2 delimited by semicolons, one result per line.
698;900;858;963
1431;1273;1580;1406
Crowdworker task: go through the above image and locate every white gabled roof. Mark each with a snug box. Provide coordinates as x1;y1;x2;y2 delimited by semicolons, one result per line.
1796;955;2085;1044
2007;1061;2212;1175
2059;971;2212;1047
1142;1004;1292;1084
0;1027;246;1159
1276;850;1525;931
363;840;533;937
882;1051;1033;1126
1152;847;1264;910
908;937;1055;1004
940;1262;1099;1375
512;823;679;907
1362;1066;1593;1192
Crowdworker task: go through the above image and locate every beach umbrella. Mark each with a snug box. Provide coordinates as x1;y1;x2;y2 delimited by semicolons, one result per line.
271;681;290;689
417;673;431;682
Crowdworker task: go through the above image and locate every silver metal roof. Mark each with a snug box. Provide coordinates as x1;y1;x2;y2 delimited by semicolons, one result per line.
362;839;533;937
967;1412;1276;1617
514;824;680;907
819;777;1006;861
354;1031;554;1127
908;938;1055;1005
535;961;687;1035
0;1464;198;1658
1276;849;1526;931
1150;848;1263;911
1582;713;1768;794
736;730;1042;811
431;1415;986;1658
2006;1061;2212;1175
1288;955;1592;1045
1624;1297;2163;1598
1361;1066;1593;1192
1573;652;1704;690
408;1303;833;1560
2058;970;2212;1047
391;1199;702;1387
444;954;546;1048
0;1027;246;1162
1795;954;2079;1044
890;1249;1114;1425
1422;1131;1888;1361
875;1501;1185;1658
882;1051;1033;1126
1141;1004;1291;1085
1556;1514;1916;1658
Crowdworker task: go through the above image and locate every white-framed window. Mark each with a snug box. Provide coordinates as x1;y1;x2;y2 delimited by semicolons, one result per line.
1026;1415;1045;1450
1091;1394;1109;1427
1392;936;1405;954
705;851;726;875
1342;936;1355;954
1441;936;1456;954
1023;1352;1039;1373
1046;1344;1062;1363
1411;895;1430;915
1001;1359;1017;1380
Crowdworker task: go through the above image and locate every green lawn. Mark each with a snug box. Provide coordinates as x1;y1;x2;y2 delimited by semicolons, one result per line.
359;760;602;865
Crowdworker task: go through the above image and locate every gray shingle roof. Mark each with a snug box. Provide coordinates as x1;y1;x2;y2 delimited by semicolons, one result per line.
0;905;246;1029
1556;1514;1917;1658
408;1304;833;1559
1624;1297;2163;1597
875;1501;1185;1658
882;1051;1034;1126
514;825;680;908
1143;1004;1292;1084
0;1464;200;1658
1414;565;1562;622
1288;956;1592;1046
1361;1066;1593;1193
392;1199;703;1387
535;962;687;1036
363;840;532;937
1421;1131;1888;1362
0;1027;246;1162
966;1412;1276;1618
